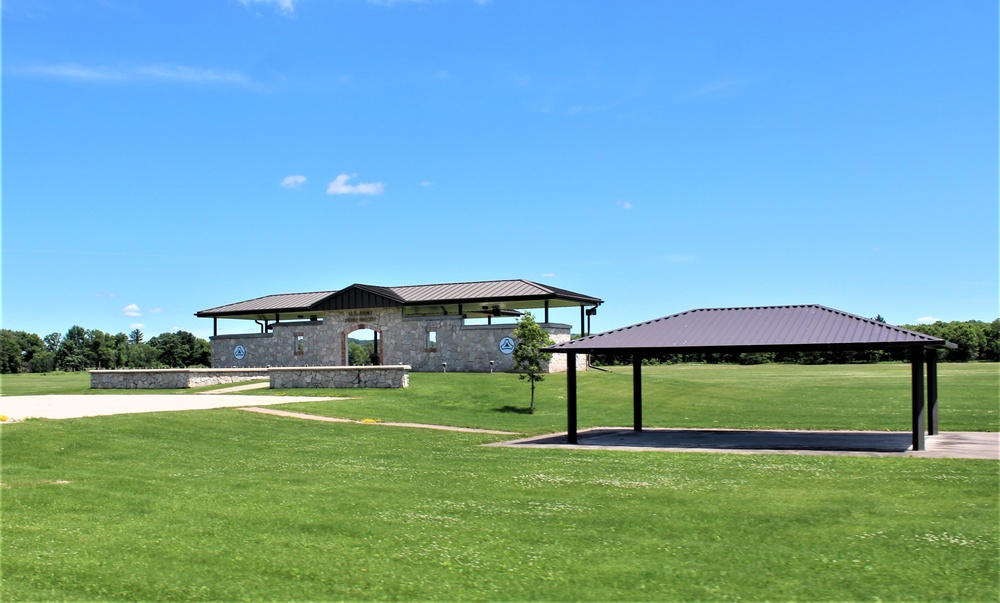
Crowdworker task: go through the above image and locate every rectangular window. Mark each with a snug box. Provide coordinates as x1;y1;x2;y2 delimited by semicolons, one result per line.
294;333;305;355
425;329;437;352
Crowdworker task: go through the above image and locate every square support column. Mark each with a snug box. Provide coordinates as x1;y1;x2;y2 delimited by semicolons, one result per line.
926;349;939;436
567;353;577;444
911;349;926;451
633;354;643;432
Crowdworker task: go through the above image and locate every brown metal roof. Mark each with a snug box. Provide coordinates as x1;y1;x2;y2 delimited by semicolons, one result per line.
388;279;602;306
545;305;955;353
196;291;338;317
196;279;602;319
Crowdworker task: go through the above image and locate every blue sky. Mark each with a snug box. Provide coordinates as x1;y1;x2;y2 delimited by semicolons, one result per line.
3;0;997;341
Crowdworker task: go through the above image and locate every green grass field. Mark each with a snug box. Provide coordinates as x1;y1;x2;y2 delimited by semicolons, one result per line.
1;364;997;601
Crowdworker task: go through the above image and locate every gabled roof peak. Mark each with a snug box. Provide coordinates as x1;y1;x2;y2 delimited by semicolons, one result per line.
549;304;954;352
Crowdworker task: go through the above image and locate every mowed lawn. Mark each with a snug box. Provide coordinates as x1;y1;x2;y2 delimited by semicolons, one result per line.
1;364;997;601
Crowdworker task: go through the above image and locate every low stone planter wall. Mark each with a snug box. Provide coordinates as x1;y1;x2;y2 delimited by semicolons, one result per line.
91;368;269;389
269;366;410;389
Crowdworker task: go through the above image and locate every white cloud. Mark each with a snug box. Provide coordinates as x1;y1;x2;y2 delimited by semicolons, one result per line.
916;316;941;324
420;180;434;187
616;199;633;210
327;174;385;196
687;77;749;100
149;308;163;314
123;304;142;317
129;323;145;330
134;65;251;86
17;63;253;87
240;0;295;16
281;175;306;189
541;273;556;278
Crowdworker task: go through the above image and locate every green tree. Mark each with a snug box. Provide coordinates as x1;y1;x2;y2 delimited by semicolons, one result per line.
348;341;372;366
0;330;23;374
147;331;211;368
512;311;554;414
43;332;62;353
129;329;144;345
28;350;55;373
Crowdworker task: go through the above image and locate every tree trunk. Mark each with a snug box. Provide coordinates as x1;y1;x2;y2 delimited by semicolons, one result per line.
529;380;535;414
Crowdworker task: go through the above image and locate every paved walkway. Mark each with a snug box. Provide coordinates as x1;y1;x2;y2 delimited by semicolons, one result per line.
489;427;1000;460
0;393;339;421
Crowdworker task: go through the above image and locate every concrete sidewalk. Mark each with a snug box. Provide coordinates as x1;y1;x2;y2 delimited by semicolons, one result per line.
0;393;339;421
489;427;1000;460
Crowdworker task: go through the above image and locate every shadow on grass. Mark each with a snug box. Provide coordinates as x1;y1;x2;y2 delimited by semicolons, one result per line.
493;405;533;414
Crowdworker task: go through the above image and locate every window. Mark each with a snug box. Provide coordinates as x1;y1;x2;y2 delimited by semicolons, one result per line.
294;333;305;355
425;329;437;352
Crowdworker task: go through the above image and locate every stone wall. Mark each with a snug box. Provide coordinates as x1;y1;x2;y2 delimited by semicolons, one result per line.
269;366;410;389
210;308;587;373
91;368;268;389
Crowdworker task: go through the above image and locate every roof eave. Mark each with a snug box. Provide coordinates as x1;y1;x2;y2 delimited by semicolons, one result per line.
544;340;955;355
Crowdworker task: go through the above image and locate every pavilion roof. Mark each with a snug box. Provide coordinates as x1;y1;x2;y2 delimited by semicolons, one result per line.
545;305;955;354
196;279;602;320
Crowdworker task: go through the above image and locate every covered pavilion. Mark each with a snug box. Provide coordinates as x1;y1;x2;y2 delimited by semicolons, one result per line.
543;305;956;451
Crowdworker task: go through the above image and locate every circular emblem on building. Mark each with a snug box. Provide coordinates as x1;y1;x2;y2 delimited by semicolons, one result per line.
234;345;247;360
499;337;516;355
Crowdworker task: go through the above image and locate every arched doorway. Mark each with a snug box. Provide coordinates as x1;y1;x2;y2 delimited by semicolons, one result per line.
346;326;380;366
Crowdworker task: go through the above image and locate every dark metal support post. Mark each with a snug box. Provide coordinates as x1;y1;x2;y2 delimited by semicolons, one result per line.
633;354;643;432
213;318;218;337
926;349;938;436
544;301;549;324
373;331;380;364
580;306;585;337
567;353;578;444
911;349;926;451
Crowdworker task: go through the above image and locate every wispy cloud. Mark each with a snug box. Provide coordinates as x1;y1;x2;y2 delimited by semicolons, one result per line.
541;273;556;278
616;199;633;210
685;77;749;101
16;63;254;87
134;64;252;85
916;316;941;324
149;308;163;314
94;292;118;299
367;0;490;6
420;180;434;187
123;304;142;317
240;0;295;16
327;174;385;196
129;323;145;330
20;64;125;82
281;175;307;189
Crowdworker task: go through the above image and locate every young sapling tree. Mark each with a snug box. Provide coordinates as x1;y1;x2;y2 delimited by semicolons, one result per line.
512;311;554;414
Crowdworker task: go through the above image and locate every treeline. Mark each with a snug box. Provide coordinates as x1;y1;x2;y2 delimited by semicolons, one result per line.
588;319;1000;366
0;326;211;374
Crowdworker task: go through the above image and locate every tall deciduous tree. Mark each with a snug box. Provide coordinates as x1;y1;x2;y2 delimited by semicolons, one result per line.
512;311;554;414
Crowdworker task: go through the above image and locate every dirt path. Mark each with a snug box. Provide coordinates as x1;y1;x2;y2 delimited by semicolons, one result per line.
238;407;518;434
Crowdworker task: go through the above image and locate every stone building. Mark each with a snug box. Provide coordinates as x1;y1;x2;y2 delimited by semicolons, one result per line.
196;279;603;373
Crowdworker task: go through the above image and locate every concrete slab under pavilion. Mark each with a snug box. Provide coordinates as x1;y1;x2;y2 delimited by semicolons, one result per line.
488;428;999;460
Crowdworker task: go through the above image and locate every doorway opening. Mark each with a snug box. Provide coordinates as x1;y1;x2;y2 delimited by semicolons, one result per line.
346;327;380;366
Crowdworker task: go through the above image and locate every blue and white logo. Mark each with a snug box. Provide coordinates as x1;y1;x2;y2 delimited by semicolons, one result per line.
234;345;247;360
499;337;516;355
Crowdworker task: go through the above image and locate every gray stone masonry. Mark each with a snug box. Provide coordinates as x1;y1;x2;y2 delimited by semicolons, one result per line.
210;308;587;373
91;368;269;389
269;366;410;389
